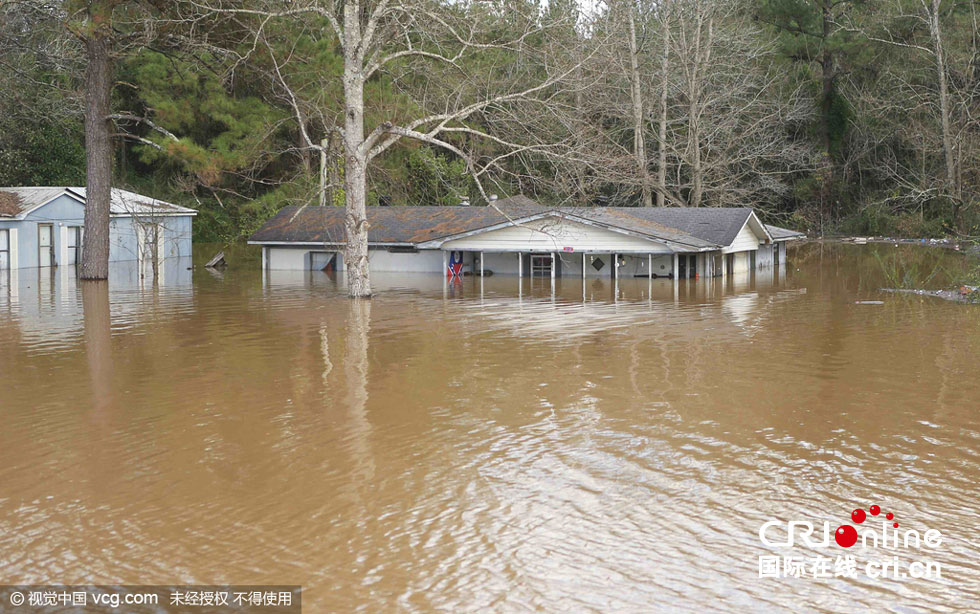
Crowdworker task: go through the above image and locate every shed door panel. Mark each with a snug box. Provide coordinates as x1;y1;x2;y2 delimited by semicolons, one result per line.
38;224;53;267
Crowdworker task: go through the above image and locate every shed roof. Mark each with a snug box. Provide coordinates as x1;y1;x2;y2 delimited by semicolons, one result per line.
0;186;196;218
0;187;65;217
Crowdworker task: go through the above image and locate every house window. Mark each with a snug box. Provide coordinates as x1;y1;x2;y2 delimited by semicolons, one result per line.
531;254;552;277
67;226;82;265
0;229;9;270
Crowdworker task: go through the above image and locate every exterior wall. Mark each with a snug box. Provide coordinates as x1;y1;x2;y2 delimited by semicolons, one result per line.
731;250;752;275
756;244;775;268
0;195;85;269
0;194;193;269
481;252;522;275
268;247;313;270
369;249;443;272
109;214;193;263
263;245;695;278
440;217;674;253
722;221;763;254
266;246;443;272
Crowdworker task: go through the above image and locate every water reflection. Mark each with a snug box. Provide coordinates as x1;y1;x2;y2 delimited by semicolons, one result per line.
1;245;979;612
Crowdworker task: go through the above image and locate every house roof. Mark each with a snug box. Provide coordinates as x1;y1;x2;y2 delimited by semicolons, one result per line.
560;207;743;249
765;224;806;241
249;197;805;249
249;197;546;245
594;207;756;246
0;186;197;218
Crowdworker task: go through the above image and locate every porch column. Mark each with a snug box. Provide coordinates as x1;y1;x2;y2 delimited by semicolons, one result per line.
648;254;652;280
673;253;679;280
480;251;484;277
550;252;555;279
582;252;586;280
613;253;618;280
518;252;522;278
442;250;448;276
261;246;268;272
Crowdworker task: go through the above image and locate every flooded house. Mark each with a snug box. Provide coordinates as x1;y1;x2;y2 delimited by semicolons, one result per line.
0;187;195;271
249;195;804;279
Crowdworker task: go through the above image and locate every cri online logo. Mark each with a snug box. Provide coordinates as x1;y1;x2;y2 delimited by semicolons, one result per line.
836;504;896;548
759;504;943;550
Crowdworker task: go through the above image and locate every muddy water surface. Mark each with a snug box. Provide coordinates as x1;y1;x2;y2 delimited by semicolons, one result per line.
1;243;979;612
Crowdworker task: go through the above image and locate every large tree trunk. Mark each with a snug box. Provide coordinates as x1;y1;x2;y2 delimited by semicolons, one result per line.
343;1;371;298
79;35;113;280
628;10;653;208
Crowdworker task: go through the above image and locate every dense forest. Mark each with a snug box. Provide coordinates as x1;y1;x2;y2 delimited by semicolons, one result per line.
2;0;980;247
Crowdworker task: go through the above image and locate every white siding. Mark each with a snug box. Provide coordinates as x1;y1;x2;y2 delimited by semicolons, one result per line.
482;252;521;275
266;246;444;272
722;221;763;254
440;217;673;253
731;251;751;274
368;249;443;272
268;247;310;270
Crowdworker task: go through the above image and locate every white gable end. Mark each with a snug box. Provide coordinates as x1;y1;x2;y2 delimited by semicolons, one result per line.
439;216;674;253
722;220;765;254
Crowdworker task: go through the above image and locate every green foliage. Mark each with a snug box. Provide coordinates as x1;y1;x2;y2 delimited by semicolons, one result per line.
119;50;285;186
0;117;86;186
394;146;473;206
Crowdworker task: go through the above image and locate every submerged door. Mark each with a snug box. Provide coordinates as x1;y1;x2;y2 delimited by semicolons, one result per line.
38;224;53;267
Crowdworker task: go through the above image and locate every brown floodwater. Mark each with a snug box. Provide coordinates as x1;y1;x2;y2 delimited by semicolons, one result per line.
1;243;978;613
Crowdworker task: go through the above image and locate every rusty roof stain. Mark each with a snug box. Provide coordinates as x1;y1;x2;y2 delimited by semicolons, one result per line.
0;191;22;216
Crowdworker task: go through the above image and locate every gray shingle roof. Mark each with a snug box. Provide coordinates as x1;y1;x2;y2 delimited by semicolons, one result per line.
562;207;743;248
249;197;805;248
765;224;806;240
249;200;546;244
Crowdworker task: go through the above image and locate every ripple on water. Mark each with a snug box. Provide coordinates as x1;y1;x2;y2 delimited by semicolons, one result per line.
0;245;979;612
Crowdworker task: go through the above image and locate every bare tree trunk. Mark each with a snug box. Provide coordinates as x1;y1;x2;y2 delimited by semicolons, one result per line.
656;8;670;208
343;2;371;298
80;35;113;281
687;7;710;207
628;9;653;207
820;1;834;160
929;0;956;199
